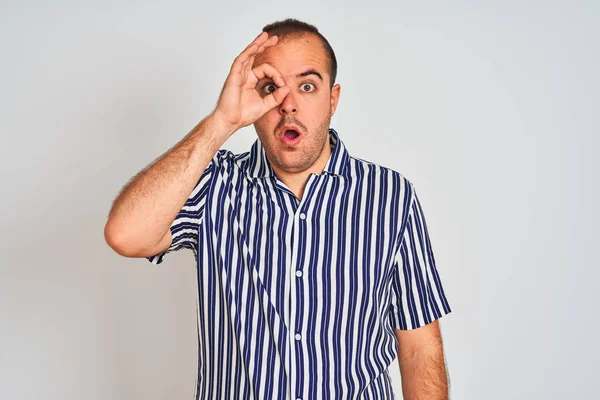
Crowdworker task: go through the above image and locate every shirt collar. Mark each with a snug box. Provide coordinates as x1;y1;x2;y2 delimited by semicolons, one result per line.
245;128;350;179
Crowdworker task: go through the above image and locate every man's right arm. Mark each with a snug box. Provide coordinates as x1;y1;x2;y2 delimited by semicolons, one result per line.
103;115;232;258
104;31;290;259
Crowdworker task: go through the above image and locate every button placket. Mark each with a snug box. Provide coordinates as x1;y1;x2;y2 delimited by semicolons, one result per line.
289;173;319;400
287;197;306;400
293;207;307;398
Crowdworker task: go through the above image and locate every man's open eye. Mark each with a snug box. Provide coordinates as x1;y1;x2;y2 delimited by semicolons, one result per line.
301;83;316;92
262;83;277;94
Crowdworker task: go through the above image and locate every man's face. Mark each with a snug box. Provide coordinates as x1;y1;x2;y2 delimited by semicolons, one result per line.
252;33;341;174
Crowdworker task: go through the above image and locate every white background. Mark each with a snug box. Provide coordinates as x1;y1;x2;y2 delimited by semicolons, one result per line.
1;0;598;399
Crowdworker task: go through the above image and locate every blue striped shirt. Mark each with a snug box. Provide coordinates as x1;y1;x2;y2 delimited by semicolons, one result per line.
147;128;452;399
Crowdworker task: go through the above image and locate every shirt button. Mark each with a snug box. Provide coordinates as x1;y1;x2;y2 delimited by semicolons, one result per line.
299;213;306;220
295;270;303;277
295;333;302;341
296;398;302;400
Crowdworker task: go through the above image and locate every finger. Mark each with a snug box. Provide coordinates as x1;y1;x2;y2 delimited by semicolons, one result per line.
241;55;254;72
258;34;278;51
258;36;278;55
245;31;269;52
229;32;279;84
251;63;286;87
236;32;272;65
262;85;291;111
242;55;256;83
231;34;278;73
250;32;278;52
230;44;257;75
229;34;263;75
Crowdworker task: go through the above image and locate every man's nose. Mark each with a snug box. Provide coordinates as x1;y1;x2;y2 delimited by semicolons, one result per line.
279;91;298;115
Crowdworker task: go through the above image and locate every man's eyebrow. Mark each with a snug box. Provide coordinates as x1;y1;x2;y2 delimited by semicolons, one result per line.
257;69;324;83
297;69;323;81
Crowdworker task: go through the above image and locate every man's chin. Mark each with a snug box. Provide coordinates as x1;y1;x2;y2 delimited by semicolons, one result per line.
269;155;314;174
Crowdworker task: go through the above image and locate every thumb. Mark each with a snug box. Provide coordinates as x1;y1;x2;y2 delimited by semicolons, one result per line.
262;85;291;111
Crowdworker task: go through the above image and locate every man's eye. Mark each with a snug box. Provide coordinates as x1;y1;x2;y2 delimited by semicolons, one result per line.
301;83;316;92
262;84;277;94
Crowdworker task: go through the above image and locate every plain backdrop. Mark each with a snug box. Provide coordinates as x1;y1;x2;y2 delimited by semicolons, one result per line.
1;1;598;399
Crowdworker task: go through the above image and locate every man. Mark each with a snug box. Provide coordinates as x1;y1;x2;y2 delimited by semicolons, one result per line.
105;18;452;400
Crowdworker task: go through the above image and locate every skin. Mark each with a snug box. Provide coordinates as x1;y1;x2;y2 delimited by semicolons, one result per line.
395;320;450;399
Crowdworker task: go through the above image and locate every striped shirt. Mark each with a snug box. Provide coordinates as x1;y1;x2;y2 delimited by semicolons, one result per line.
147;128;452;399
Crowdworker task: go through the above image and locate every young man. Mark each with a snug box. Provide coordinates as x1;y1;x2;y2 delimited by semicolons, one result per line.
105;18;452;400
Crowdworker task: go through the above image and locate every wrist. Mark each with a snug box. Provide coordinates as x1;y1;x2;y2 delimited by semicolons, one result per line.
207;111;238;139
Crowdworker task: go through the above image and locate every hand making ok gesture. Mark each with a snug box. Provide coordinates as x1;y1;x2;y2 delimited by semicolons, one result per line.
212;32;291;133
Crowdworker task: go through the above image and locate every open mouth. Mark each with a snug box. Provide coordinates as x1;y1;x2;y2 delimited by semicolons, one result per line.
284;129;300;139
280;126;302;146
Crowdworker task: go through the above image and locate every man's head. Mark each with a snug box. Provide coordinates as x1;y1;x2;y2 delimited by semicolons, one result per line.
252;18;341;176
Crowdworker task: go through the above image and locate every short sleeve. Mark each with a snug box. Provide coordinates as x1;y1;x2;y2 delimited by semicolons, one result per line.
145;150;222;265
388;186;452;330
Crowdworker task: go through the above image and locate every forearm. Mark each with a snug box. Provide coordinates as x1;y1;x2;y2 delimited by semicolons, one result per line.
398;344;449;400
104;114;232;256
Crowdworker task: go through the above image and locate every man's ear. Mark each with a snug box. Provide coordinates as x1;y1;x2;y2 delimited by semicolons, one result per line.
330;83;341;116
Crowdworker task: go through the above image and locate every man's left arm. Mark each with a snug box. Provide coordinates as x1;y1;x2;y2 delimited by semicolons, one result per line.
388;185;452;399
394;320;449;400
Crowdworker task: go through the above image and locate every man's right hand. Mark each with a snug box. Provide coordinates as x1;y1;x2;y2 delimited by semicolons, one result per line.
211;32;291;134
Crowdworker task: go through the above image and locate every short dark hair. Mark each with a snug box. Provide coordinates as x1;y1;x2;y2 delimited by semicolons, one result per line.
262;18;338;88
